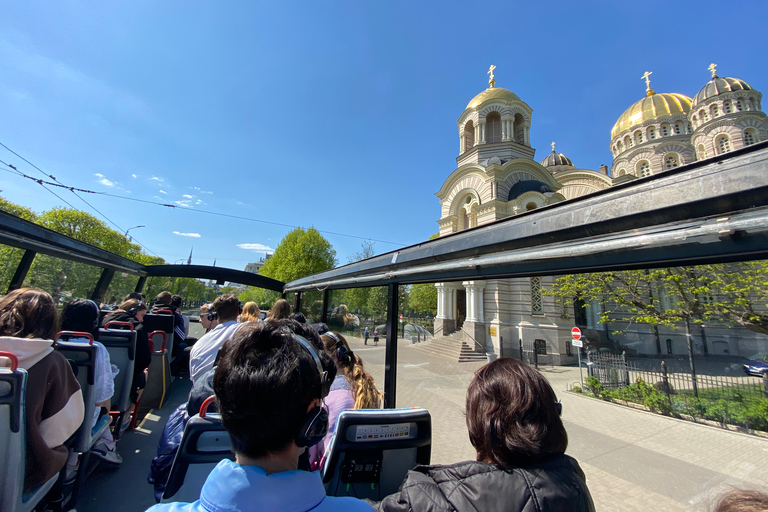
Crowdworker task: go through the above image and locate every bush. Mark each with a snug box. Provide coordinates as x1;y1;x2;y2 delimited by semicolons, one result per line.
585;376;603;397
572;385;582;393
652;380;675;395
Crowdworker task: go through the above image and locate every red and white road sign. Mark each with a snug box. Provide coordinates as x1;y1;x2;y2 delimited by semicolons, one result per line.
571;327;582;340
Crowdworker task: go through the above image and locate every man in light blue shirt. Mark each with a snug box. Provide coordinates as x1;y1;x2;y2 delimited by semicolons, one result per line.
148;319;373;512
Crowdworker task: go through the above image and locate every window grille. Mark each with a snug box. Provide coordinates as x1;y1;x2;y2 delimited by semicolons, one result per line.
531;277;543;315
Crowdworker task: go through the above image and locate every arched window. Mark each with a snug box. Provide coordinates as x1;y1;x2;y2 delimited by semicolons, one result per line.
724;101;732;114
485;112;501;143
634;130;644;145
624;135;632;148
716;134;731;154
674;121;683;135
736;99;744;111
514;113;525;144
459;206;470;231
664;153;680;169
660;124;669;137
700;110;708;122
648;126;656;140
697;144;706;160
744;128;758;146
710;104;719;118
637;160;651;177
618;168;627;176
534;339;547;355
463;121;475;151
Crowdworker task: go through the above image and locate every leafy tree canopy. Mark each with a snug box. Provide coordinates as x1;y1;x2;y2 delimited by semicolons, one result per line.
259;227;336;283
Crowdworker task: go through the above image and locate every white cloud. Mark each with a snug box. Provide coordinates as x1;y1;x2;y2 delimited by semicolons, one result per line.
174;200;192;208
173;231;201;238
94;173;115;187
150;176;165;182
182;194;193;199
195;199;203;205
159;189;168;195
193;186;214;195
131;174;137;179
237;243;274;252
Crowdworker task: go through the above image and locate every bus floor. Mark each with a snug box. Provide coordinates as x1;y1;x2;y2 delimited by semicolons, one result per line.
76;375;194;512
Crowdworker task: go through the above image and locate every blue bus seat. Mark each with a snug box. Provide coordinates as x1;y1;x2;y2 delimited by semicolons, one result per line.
321;408;432;501
0;352;59;512
162;396;233;502
97;326;137;438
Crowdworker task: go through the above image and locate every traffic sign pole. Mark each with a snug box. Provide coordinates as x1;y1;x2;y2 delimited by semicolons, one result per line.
577;345;583;391
571;327;583;391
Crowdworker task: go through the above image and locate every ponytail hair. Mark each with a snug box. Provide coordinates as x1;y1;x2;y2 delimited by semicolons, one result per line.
321;331;383;409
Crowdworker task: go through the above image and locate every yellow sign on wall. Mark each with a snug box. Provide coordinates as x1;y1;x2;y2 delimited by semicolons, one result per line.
489;327;497;336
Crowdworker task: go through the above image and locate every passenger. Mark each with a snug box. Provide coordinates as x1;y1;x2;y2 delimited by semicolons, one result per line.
265;298;291;320
237;301;261;323
150;291;187;348
290;311;307;324
0;288;85;492
310;331;383;469
60;299;122;464
377;357;594;512
715;489;768;512
171;295;190;337
188;294;241;383
102;298;151;406
199;303;217;333
329;304;360;332
146;319;372;512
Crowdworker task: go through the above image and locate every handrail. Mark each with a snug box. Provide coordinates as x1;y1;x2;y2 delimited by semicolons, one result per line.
433;325;444;337
460;327;486;353
0;351;18;371
55;331;95;345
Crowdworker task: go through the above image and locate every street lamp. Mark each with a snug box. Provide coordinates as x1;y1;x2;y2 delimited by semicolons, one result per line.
125;225;145;242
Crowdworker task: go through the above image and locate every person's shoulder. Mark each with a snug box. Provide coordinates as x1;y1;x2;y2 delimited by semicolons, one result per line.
144;501;205;512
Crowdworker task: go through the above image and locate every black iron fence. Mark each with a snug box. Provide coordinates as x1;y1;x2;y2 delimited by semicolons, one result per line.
585;352;768;431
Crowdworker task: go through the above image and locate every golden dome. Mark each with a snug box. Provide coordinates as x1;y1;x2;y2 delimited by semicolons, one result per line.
611;93;692;139
467;87;521;109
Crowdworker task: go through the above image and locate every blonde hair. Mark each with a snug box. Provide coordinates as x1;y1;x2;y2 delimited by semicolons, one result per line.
117;299;147;313
239;301;261;323
321;332;383;409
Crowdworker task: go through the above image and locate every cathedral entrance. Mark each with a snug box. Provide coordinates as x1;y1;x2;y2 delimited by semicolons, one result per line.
456;289;466;329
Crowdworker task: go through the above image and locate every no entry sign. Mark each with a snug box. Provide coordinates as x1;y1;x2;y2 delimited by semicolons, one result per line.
571;327;582;340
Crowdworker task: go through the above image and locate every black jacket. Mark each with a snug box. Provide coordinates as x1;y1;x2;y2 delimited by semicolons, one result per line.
377;456;594;512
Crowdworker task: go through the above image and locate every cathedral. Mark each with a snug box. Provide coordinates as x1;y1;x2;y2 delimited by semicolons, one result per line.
434;65;768;363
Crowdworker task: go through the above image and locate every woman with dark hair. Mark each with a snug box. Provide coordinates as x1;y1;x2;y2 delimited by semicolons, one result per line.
378;357;594;512
102;298;151;406
0;288;84;492
61;299;122;464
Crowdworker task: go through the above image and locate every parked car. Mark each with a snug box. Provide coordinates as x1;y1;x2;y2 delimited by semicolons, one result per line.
742;353;768;376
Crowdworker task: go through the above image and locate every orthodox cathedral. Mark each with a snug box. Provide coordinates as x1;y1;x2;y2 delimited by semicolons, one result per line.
434;65;768;363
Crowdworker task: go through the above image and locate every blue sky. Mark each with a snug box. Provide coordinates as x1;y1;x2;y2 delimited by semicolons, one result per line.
2;1;767;271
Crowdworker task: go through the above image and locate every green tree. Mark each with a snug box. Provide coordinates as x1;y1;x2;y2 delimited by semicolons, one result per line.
340;241;376;316
259;227;336;283
409;283;437;316
0;197;38;289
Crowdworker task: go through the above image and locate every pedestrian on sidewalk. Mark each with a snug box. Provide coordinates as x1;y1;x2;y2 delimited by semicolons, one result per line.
364;326;370;345
373;328;379;346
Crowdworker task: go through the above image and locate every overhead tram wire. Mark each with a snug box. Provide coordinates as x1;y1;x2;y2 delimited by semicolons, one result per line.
0;152;407;247
0;158;158;257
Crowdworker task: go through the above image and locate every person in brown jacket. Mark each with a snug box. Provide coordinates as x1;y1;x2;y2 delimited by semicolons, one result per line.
0;288;84;492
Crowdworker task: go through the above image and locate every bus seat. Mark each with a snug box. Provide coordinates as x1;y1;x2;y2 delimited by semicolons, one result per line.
97;326;137;438
321;408;432;501
143;313;176;357
162;396;233;502
142;330;172;411
54;332;110;454
0;352;59;512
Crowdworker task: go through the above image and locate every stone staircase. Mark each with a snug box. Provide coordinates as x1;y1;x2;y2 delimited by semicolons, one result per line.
413;330;487;363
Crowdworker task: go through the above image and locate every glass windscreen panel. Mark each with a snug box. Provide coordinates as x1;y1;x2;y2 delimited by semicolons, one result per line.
22;254;103;304
300;289;323;324
0;243;25;292
103;272;141;306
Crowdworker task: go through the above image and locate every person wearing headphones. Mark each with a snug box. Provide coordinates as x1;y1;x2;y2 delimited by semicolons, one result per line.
188;294;242;383
147;319;373;511
199;303;218;333
102;298;150;407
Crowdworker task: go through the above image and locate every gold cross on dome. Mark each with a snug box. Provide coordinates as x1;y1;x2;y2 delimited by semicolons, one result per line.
488;65;496;88
708;63;718;78
551;141;556;152
641;71;654;96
